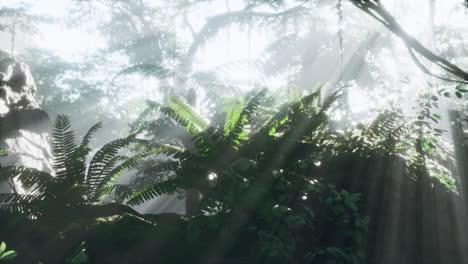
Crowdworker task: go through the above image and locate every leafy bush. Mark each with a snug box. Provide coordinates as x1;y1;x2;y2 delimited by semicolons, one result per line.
0;115;144;263
0;89;456;263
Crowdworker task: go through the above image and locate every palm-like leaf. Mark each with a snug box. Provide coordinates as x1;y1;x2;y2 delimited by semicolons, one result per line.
260;88;322;136
147;100;202;136
128;90;269;206
128;88;342;207
127;177;184;206
52;115;77;181
0;166;53;197
225;89;267;149
85;134;139;200
168;96;208;130
115;63;173;79
0;115;143;219
139;160;181;176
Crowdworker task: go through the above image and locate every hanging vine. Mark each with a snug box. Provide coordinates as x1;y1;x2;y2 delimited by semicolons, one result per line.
337;0;344;82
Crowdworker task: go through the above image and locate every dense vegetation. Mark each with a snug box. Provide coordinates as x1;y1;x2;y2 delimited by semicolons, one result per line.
0;88;459;263
0;0;467;263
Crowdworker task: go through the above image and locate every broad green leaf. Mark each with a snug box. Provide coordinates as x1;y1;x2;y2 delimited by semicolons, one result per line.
0;250;17;260
423;142;430;150
0;242;5;255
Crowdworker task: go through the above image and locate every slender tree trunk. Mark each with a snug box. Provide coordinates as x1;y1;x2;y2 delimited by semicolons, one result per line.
10;22;15;57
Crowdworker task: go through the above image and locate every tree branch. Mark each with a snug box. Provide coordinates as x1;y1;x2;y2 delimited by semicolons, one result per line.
349;0;468;83
408;47;468;84
186;5;305;60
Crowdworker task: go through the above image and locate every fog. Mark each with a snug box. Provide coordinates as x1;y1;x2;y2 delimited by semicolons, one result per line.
1;0;467;263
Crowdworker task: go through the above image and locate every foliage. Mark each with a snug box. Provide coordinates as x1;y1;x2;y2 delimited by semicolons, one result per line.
0;242;16;262
65;242;88;264
0;115;142;218
111;84;457;263
0;115;145;263
0;0;465;262
116;89;366;263
0;87;458;263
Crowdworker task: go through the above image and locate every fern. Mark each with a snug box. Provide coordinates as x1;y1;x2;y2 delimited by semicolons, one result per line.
226;89;267;149
0;115;143;219
140;160;181;176
115;63;173;79
147;100;202;135
127;177;184;206
168;96;208;130
0;166;53;196
223;98;244;136
261;88;323;136
95;184;134;202
52;114;78;181
86;135;139;200
71;121;103;184
138;140;190;159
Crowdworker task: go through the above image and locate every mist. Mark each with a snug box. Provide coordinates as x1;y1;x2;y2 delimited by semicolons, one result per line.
0;0;467;263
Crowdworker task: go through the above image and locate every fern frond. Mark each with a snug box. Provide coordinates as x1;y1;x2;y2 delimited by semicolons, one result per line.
0;193;21;204
190;71;242;99
138;140;189;159
127;177;184;206
0;203;23;214
69;121;104;184
79;121;103;150
88;149;158;201
115;64;173;79
168;96;208;129
0;166;53;196
130;107;154;134
223;98;244;136
140;160;181;176
147;100;202;135
226;89;267;149
0;193;40;215
86;135;138;188
95;184;134;202
52;115;78;180
261;88;321;135
113;184;134;201
319;89;341;114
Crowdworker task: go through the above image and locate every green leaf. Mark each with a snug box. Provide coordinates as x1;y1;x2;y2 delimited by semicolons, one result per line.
268;127;276;136
168;96;208;130
455;84;468;92
393;146;408;151
434;128;447;134
432;114;442;120
115;63;173;79
223;98;244;135
0;242;5;255
456;92;463;98
0;250;17;260
127;177;184;206
423;142;430;150
147;100;203;136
